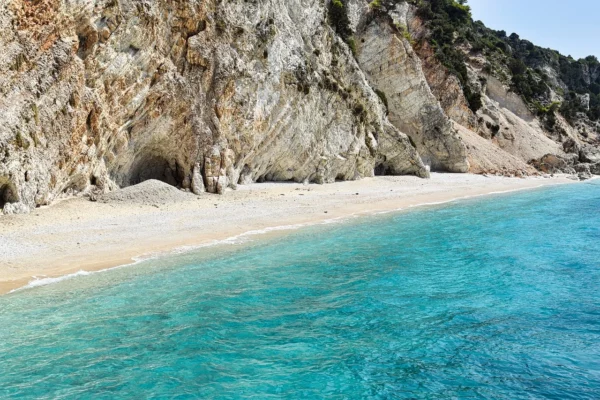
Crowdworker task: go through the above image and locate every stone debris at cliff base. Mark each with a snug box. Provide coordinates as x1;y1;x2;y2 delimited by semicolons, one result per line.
97;180;196;206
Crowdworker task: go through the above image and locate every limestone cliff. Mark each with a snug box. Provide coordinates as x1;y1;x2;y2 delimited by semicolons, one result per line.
355;4;468;173
1;0;598;214
398;0;600;178
0;0;432;213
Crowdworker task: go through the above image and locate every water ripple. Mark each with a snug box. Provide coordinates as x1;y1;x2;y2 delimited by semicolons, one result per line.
1;184;600;398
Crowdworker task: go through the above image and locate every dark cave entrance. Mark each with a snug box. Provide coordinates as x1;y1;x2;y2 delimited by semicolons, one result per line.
128;153;185;187
374;163;390;176
0;180;18;209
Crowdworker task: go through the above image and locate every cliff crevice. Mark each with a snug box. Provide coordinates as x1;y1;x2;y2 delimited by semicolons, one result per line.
1;0;598;214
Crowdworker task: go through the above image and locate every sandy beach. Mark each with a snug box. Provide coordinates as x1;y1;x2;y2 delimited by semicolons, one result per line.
0;173;576;294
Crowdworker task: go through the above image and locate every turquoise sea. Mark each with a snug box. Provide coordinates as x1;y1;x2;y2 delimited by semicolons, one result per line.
1;182;600;399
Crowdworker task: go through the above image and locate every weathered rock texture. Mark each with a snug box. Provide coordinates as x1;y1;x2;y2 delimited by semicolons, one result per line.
0;0;433;213
355;7;468;172
3;0;598;214
398;2;598;178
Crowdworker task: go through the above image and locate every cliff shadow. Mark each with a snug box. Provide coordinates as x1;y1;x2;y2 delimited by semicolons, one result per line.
126;152;184;187
0;178;19;209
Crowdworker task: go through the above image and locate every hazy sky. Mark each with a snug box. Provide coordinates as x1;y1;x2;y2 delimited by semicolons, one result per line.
468;0;600;60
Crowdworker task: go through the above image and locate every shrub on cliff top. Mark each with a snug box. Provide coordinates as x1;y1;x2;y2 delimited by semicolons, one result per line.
415;0;482;112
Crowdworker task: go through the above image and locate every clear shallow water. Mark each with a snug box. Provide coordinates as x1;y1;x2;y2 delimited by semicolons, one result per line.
1;183;600;399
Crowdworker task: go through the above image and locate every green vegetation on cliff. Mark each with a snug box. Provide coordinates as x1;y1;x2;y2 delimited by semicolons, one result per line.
330;0;600;127
415;0;600;125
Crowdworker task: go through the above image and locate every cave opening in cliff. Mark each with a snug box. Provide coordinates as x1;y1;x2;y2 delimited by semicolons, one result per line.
374;163;390;176
0;179;18;209
128;153;184;188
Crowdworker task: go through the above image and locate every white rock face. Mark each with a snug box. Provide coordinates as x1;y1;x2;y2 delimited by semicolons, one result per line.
476;92;563;163
453;122;536;175
355;15;469;172
2;202;30;215
7;0;588;213
0;0;430;212
398;3;597;177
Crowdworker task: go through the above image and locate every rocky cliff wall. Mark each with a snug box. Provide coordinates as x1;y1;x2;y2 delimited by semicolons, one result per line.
398;2;599;178
0;0;432;213
2;0;597;214
355;9;468;172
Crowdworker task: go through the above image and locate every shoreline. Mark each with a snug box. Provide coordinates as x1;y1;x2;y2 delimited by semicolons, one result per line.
0;173;580;295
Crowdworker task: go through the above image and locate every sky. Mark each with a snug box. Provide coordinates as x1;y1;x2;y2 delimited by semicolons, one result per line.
467;0;600;60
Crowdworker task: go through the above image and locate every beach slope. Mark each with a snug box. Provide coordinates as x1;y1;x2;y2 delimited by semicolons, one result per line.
0;174;574;294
